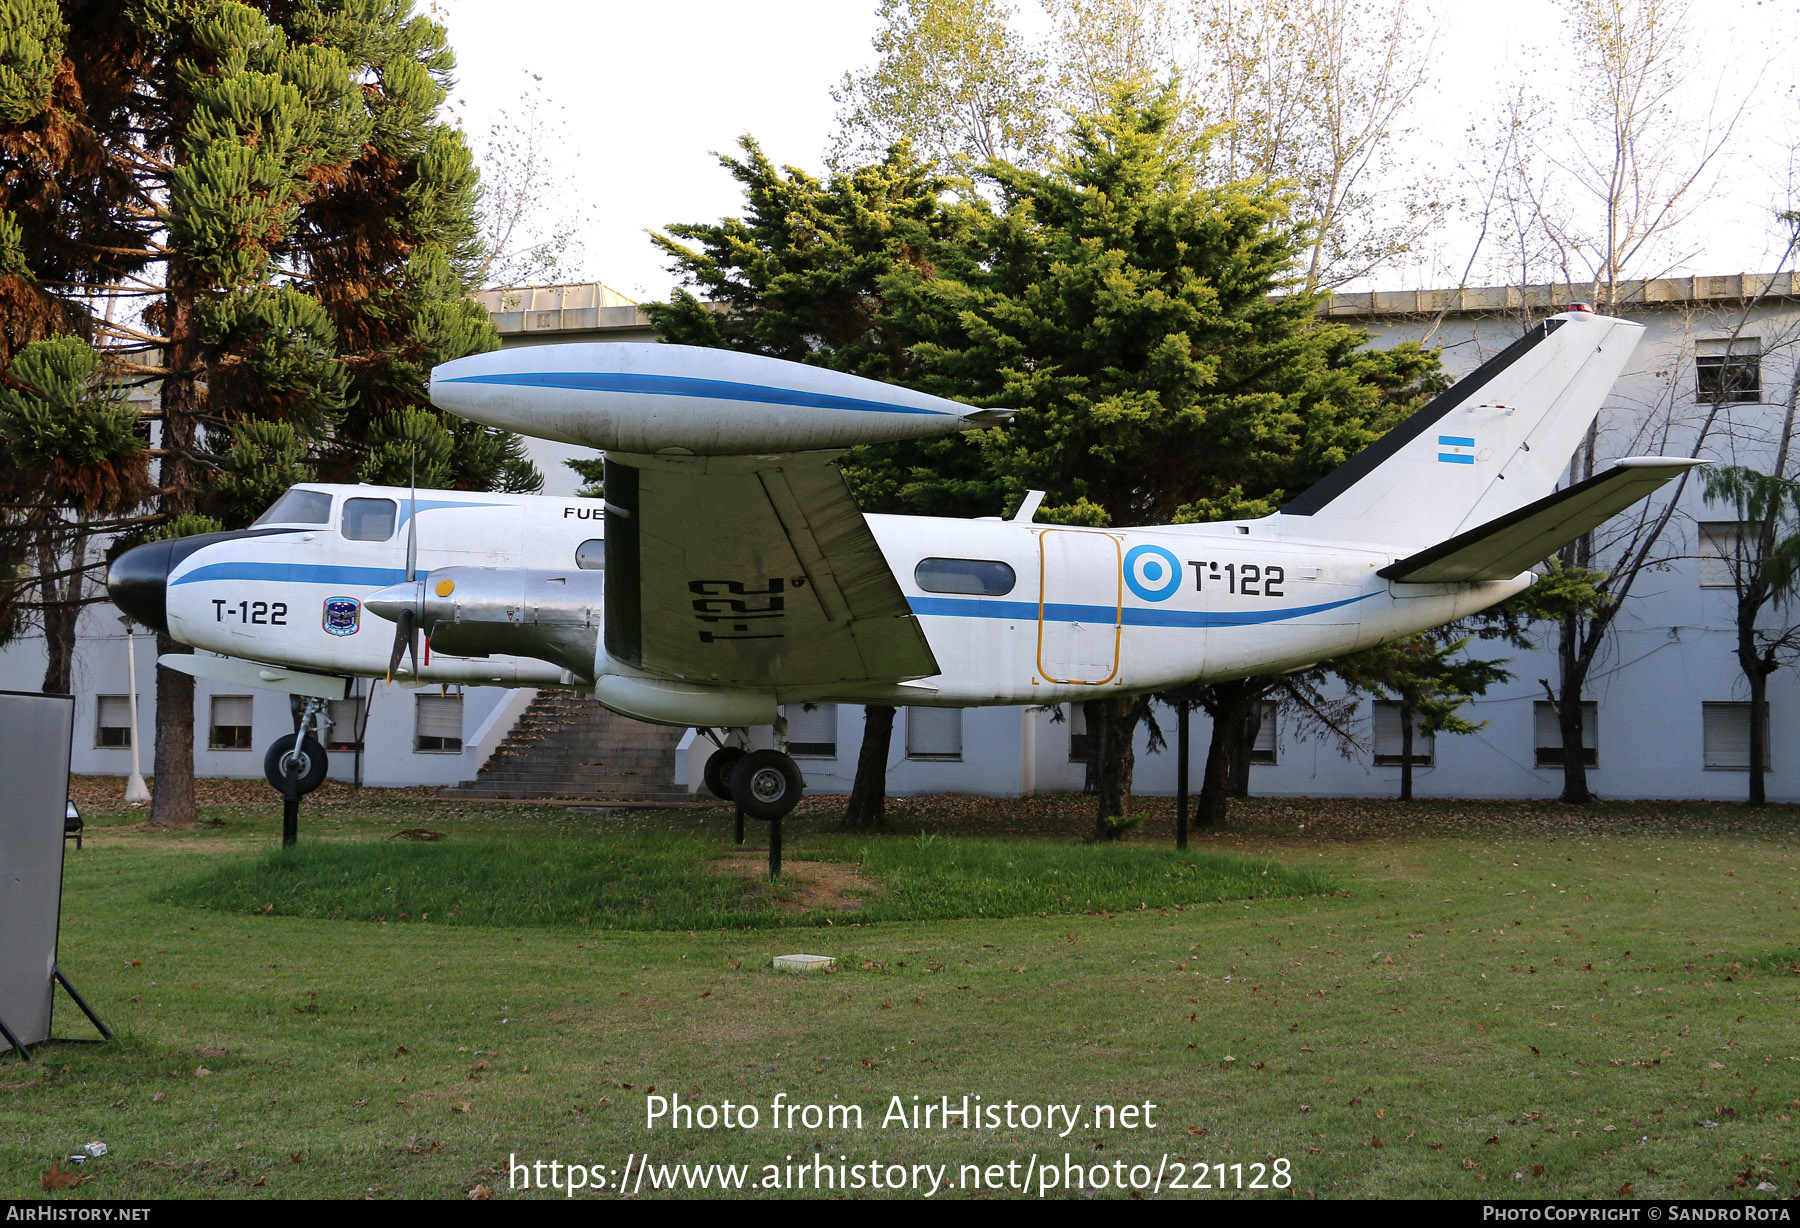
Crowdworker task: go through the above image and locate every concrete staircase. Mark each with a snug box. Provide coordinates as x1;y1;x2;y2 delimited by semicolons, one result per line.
443;689;696;803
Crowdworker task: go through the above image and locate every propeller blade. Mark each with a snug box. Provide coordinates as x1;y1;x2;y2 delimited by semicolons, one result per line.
386;606;415;685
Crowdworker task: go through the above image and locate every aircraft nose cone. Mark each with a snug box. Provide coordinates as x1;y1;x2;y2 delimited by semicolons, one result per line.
107;539;174;635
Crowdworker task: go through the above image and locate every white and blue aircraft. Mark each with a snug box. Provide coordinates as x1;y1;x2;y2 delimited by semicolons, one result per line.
108;306;1697;817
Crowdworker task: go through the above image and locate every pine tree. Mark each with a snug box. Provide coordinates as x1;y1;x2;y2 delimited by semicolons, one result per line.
904;86;1441;836
649;139;994;828
0;2;529;825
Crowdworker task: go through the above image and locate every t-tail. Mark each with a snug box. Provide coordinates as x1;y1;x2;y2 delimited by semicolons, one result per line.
1272;307;1703;582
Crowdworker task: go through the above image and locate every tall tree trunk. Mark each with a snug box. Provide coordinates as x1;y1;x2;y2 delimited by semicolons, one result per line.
37;528;82;694
1196;680;1256;828
1398;702;1414;801
1556;611;1594;804
843;704;895;829
148;273;200;828
1088;696;1139;840
1227;699;1262;797
149;632;194;828
1746;665;1767;807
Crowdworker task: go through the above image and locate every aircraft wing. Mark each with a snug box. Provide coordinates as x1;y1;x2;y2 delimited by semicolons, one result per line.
1379;457;1705;583
601;451;939;688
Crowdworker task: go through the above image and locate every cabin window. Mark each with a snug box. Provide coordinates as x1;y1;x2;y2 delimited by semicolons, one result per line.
208;695;254;750
783;704;837;758
906;707;963;761
342;497;398;541
576;539;605;570
914;557;1016;596
96;695;132;748
254;487;333;526
415;692;463;753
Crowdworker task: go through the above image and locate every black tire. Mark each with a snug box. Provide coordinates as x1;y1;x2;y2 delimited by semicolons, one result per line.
729;749;803;821
703;746;746;801
263;734;328;796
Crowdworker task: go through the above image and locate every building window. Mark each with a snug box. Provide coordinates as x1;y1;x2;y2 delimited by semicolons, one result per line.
1698;521;1755;588
326;697;364;753
783;704;837;758
1702;702;1772;770
1372;701;1433;766
96;695;132;748
342;496;397;541
208;695;254;750
415;692;463;753
914;557;1017;596
1533;700;1598;767
906;707;963;761
1067;703;1089;761
1695;337;1761;405
1249;701;1278;765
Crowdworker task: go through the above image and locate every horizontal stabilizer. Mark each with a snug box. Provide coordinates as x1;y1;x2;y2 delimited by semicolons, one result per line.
1380;457;1705;583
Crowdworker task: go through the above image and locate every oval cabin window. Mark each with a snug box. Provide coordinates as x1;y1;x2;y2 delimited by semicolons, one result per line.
576;539;604;570
914;557;1016;596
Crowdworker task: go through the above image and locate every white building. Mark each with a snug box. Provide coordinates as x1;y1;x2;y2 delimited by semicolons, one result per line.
11;276;1798;801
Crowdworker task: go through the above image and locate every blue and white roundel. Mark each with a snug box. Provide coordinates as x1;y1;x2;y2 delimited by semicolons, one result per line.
1123;544;1182;602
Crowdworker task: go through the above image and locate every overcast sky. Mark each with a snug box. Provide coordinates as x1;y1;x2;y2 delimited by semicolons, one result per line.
428;0;1800;302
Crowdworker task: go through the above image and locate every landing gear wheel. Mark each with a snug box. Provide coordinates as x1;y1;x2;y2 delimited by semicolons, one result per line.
729;749;803;821
703;746;746;800
263;734;328;796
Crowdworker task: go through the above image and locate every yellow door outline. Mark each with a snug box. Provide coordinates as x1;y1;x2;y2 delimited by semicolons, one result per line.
1036;529;1123;685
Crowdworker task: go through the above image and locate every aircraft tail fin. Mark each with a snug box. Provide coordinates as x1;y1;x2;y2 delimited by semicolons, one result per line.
1277;309;1645;550
1378;457;1704;583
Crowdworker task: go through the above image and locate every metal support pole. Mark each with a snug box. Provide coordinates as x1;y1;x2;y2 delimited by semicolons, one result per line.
768;816;781;879
52;967;113;1041
282;756;301;849
1176;703;1190;850
0;1012;30;1061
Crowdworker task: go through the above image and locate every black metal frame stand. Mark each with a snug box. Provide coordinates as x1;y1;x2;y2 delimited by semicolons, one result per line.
0;967;113;1061
769;816;782;879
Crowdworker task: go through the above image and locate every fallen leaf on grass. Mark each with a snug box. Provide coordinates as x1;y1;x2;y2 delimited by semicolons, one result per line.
41;1161;84;1191
468;1184;491;1200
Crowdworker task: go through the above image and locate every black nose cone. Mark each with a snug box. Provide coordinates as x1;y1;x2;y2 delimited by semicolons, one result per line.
107;539;174;635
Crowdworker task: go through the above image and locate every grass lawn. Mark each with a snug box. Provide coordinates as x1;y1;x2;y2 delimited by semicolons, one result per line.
3;782;1798;1200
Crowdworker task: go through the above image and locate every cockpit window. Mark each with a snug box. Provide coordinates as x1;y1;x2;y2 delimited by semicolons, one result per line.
914;557;1016;596
342;497;398;542
253;488;332;526
576;539;604;570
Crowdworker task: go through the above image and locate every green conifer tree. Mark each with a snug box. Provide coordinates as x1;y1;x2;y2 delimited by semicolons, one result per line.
0;1;530;825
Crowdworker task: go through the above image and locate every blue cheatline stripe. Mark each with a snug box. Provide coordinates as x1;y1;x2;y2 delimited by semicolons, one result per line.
443;370;951;417
908;591;1377;628
172;562;428;588
1438;453;1476;465
1437;435;1475;447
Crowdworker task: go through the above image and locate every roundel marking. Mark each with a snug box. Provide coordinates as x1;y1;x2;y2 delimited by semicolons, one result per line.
1123;544;1182;602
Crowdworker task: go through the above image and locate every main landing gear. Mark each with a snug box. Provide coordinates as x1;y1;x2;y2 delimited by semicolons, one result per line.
264;696;331;848
701;725;804;879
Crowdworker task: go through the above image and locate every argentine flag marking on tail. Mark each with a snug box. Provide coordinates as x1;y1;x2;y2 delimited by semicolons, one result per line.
1437;434;1475;464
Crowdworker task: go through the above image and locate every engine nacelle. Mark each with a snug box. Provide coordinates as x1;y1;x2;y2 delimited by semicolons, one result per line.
365;567;604;679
